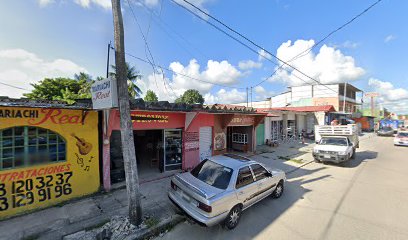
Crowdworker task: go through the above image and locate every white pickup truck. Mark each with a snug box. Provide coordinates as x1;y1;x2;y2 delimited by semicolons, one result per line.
313;125;359;164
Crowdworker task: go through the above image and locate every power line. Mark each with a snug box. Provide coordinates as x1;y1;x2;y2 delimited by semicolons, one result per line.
290;0;383;62
131;0;210;59
253;0;384;87
0;82;30;91
124;51;247;90
174;0;325;88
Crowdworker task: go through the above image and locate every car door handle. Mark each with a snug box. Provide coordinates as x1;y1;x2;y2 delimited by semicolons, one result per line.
238;191;244;195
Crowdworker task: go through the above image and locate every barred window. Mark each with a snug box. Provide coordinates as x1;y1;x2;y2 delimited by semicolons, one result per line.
0;126;66;170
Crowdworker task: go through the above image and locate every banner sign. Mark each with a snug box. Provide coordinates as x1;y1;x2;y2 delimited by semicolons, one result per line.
0;107;99;219
91;78;118;109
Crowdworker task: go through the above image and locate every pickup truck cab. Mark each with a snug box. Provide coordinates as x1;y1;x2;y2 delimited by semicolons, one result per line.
313;136;355;164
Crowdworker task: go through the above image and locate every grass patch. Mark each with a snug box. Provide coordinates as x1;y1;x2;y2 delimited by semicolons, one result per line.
145;217;160;228
288;159;303;164
278;156;290;160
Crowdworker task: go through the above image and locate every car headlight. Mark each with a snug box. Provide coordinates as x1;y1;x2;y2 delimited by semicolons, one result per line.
313;149;319;153
338;151;347;155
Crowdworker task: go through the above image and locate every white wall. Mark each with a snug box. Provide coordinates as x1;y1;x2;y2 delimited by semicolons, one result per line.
291;85;313;102
313;84;339;98
272;92;291;107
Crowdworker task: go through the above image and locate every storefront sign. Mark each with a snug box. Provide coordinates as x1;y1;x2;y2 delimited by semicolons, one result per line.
0;107;99;219
91;78;118;109
184;132;199;152
229;116;255;126
131;113;169;123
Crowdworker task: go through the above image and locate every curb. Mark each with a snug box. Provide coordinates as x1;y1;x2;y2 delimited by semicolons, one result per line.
127;215;185;240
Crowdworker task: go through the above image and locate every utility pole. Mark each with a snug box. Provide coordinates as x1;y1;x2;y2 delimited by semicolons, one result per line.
250;87;253;107
111;0;142;225
343;82;347;113
246;87;248;107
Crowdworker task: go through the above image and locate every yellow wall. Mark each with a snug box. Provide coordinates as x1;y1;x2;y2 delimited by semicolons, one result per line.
0;107;100;219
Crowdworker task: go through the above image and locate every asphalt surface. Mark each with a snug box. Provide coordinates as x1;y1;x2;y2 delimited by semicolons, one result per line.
156;136;408;240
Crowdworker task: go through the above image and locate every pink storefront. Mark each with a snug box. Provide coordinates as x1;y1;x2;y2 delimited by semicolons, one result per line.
101;107;216;191
101;103;265;191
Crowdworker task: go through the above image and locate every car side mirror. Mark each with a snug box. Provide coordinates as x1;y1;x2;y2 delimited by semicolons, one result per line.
267;171;273;177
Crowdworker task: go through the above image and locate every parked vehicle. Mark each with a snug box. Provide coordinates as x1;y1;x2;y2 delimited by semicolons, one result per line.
379;119;399;133
394;131;408;146
377;126;394;137
313;136;356;164
168;154;286;229
315;124;360;148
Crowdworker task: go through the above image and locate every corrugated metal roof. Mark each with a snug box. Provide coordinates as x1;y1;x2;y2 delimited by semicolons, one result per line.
0;97;92;110
269;105;336;112
0;97;263;114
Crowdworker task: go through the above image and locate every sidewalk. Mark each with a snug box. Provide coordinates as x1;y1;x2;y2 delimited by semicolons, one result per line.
0;175;178;240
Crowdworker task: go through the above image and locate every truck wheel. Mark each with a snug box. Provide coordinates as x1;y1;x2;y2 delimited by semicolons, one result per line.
314;157;320;163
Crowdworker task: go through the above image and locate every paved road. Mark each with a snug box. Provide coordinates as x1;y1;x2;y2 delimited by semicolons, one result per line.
157;136;408;240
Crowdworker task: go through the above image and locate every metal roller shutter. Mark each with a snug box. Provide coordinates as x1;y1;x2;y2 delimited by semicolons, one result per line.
199;127;212;161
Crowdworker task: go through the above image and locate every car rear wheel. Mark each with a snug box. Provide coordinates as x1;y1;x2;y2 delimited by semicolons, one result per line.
272;181;284;198
224;205;242;230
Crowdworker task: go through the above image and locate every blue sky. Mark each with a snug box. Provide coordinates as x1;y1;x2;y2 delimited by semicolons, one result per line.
0;0;407;113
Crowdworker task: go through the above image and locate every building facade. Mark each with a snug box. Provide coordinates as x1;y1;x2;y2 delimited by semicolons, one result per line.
0;100;100;219
101;102;265;191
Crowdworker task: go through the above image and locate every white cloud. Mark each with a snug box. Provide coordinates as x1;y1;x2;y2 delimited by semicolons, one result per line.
368;78;408;101
340;40;359;49
258;49;272;62
271;39;365;86
368;78;408;114
74;0;111;9
238;60;262;70
253;86;273;100
0;48;87;98
38;0;54;7
204;88;247;104
138;59;242;102
384;35;396;43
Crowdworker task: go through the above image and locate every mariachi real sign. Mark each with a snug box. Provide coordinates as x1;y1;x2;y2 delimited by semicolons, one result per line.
91;78;118;110
0;107;99;219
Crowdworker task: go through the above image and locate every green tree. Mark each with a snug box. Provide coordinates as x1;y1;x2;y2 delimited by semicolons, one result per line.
175;89;204;104
23;77;91;104
144;90;158;102
109;62;142;98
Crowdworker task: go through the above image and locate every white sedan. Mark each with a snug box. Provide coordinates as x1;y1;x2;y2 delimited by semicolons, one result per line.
394;131;408;146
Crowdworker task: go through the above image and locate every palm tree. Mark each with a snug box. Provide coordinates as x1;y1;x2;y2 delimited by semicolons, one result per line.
109;62;142;98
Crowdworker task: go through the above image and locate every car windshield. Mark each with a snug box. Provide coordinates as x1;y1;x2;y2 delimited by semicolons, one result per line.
398;132;408;137
381;127;393;131
319;138;348;146
190;160;233;190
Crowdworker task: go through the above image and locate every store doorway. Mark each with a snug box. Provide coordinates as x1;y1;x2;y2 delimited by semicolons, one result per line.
134;130;163;178
227;126;253;152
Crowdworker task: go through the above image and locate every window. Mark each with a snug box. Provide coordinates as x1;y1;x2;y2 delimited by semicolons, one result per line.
0;126;66;170
251;164;270;181
236;166;254;189
191;160;233;190
232;133;248;144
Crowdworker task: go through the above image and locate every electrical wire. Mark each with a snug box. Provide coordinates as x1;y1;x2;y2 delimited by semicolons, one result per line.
253;0;384;87
124;51;246;90
0;82;30;91
174;0;325;88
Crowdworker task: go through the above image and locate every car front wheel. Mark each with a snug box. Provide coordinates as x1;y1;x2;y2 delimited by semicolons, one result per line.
224;205;242;230
272;181;284;198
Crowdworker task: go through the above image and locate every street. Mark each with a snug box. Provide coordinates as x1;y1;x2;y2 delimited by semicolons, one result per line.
157;136;408;240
